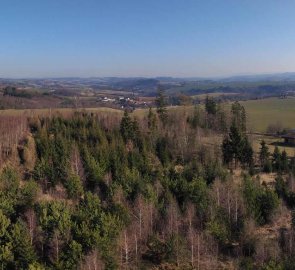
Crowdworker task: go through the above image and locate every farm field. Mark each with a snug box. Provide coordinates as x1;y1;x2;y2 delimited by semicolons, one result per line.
192;92;238;100
242;97;295;155
240;97;295;132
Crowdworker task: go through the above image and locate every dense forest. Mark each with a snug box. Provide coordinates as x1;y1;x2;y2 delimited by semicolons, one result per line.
0;93;295;269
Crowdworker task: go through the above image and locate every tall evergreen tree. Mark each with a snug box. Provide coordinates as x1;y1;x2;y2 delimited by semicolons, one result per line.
205;96;217;115
155;89;168;124
231;101;246;133
10;220;37;268
188;105;201;129
120;110;133;143
147;107;157;132
281;150;289;172
273;146;282;172
259;140;272;172
222;124;253;167
259;140;269;165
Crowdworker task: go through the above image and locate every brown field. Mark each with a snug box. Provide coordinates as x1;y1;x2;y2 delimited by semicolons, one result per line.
0;107;122;117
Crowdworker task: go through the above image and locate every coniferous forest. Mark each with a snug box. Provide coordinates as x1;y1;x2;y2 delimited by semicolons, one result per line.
0;98;295;269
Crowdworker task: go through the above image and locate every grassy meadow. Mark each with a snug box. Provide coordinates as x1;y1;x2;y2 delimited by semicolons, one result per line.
192;92;238;100
240;97;295;132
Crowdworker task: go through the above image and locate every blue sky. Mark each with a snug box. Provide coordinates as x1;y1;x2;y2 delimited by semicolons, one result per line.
1;0;295;78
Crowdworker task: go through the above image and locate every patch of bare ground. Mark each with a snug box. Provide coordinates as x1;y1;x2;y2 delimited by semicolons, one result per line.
217;261;236;270
231;170;278;187
37;184;73;204
199;133;222;147
231;169;244;184
258;173;277;186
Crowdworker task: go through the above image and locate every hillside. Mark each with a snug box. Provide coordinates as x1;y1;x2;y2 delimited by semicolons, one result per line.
0;100;294;269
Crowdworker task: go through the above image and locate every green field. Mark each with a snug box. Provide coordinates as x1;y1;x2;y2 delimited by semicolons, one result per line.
240;97;295;132
192;92;238;100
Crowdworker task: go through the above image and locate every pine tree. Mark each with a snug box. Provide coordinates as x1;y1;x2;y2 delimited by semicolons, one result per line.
273;146;282;172
155;89;168;124
205;96;217;115
120;110;133;142
65;173;84;200
188;106;201;129
222;137;233;165
259;140;269;167
281;150;289;172
156;137;170;165
240;138;253;167
231;101;246;133
147;107;157;132
222;124;253;167
10;220;37;268
59;240;82;270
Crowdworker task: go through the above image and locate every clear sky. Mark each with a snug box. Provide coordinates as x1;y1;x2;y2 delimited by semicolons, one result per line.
1;0;295;78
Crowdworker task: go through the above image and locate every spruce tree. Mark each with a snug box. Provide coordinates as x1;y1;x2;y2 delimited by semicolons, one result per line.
231;101;246;133
205;96;217;115
259;140;271;171
120;110;133;142
155;89;168;124
273;146;282;172
222;124;253;167
281;150;289;172
147;107;157;132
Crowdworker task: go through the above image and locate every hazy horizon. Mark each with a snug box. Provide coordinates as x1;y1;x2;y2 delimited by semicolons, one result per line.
1;1;295;78
2;71;295;80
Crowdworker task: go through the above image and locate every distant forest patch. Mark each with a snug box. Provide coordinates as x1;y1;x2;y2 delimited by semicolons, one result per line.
3;86;35;98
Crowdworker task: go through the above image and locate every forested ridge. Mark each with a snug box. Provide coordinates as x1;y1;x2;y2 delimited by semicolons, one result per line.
0;96;295;269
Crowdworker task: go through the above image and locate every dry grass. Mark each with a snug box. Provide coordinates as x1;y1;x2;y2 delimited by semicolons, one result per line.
0;107;122;118
258;173;277;185
250;134;295;157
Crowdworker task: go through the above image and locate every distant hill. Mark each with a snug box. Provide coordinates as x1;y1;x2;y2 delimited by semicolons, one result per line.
1;72;295;99
221;72;295;82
